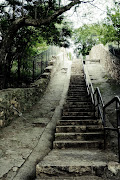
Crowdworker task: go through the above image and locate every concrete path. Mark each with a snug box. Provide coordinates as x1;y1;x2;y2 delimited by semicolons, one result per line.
0;58;72;180
86;62;120;103
86;62;120;153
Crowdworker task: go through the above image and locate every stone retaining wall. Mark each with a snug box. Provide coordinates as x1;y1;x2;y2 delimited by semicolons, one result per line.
0;51;65;128
89;44;120;82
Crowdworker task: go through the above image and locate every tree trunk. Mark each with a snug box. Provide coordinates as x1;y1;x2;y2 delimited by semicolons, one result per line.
18;58;21;85
0;17;25;88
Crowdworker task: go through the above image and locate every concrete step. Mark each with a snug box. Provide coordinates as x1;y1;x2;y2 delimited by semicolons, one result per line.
69;83;86;86
62;111;94;116
36;149;117;179
67;89;87;93
68;85;86;88
64;105;94;109
64;102;94;108
68;90;87;93
70;80;85;83
63;107;94;112
69;85;86;88
64;101;93;105
53;140;104;149
44;66;53;72
67;96;89;99
48;60;55;66
67;94;88;98
56;125;103;133
67;94;87;97
70;81;85;83
66;98;91;102
62;116;95;120
66;94;90;98
69;87;86;91
36;176;104;180
69;83;86;87
67;94;89;97
55;132;104;141
57;120;102;126
41;72;50;78
69;79;85;82
68;92;87;95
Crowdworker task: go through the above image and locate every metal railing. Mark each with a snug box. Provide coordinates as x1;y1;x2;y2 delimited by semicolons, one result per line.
33;46;60;81
82;60;120;163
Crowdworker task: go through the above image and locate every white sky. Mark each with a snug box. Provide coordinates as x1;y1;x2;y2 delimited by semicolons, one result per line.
62;0;114;28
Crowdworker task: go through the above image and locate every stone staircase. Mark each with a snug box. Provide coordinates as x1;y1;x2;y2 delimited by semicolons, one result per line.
53;74;104;150
36;60;118;180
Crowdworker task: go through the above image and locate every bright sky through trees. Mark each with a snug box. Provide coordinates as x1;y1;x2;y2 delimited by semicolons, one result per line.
1;0;114;28
62;0;114;28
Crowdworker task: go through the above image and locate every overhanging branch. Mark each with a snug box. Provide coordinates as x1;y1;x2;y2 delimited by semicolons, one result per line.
24;0;95;26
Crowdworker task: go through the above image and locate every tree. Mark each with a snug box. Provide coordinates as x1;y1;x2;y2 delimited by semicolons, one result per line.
106;3;120;48
73;24;99;57
0;0;95;88
73;3;120;57
98;2;120;48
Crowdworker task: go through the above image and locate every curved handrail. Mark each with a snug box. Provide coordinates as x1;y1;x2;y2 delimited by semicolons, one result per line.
83;64;95;104
104;96;120;109
94;87;104;107
103;95;120;131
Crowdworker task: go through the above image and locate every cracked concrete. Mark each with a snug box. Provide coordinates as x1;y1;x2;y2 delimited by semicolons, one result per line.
0;56;72;180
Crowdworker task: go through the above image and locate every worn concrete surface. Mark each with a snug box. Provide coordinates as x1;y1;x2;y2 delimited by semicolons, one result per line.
86;62;120;103
36;149;117;166
36;176;105;180
0;57;72;180
86;61;120;153
36;149;118;178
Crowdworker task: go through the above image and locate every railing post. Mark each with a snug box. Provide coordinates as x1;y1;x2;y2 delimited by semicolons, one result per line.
97;91;100;118
103;107;106;149
116;101;120;163
118;128;120;163
93;93;96;118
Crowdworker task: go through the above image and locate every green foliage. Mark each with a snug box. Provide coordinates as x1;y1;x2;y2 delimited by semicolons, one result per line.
71;1;120;58
73;2;120;57
105;4;120;48
0;0;71;51
73;24;100;56
10;26;48;77
98;3;120;48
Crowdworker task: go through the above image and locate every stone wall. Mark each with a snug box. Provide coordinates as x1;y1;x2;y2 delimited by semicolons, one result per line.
89;44;120;82
0;51;65;128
